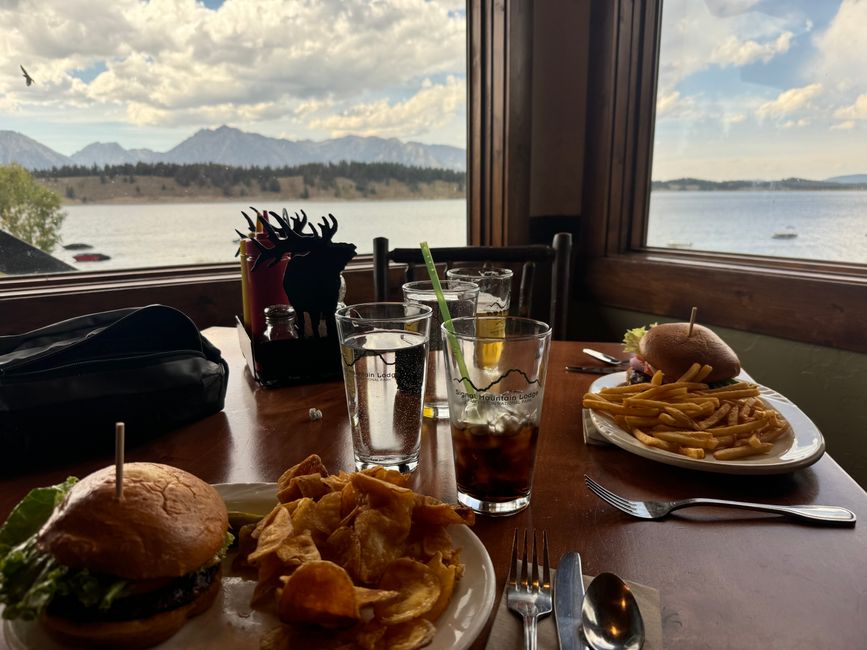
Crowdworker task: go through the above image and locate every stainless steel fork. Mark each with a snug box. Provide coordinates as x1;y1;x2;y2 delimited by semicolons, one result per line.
585;475;856;525
506;529;553;650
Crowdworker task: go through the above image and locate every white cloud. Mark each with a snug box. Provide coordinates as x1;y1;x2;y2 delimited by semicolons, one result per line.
710;31;792;67
308;76;464;139
831;120;856;131
834;94;867;121
0;0;467;145
723;113;747;125
781;118;809;128
656;91;681;117
809;0;867;96
756;83;822;120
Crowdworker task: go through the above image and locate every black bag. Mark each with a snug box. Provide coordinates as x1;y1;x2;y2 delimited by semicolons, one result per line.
0;305;228;466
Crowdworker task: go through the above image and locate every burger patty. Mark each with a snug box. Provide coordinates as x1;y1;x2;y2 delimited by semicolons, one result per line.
46;564;220;623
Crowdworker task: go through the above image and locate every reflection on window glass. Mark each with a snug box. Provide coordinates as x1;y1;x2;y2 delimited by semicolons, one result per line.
650;0;867;264
0;0;467;277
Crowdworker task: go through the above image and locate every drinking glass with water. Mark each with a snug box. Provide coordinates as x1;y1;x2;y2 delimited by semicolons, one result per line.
335;302;432;473
402;280;479;419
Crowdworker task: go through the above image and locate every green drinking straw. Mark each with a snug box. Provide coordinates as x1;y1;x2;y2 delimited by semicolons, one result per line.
419;242;475;396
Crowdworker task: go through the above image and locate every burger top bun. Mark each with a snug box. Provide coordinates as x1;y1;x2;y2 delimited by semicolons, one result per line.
37;463;227;581
638;322;741;383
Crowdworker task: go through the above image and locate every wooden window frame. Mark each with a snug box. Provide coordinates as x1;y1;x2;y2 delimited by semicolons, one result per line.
579;0;867;354
0;0;517;335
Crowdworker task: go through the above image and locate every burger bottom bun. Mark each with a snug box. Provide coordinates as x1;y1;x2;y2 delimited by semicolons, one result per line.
41;568;221;650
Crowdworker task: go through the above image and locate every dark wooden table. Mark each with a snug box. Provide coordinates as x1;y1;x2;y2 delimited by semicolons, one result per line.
3;327;867;649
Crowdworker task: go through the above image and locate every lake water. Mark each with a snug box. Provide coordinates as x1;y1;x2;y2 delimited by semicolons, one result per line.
648;191;867;263
51;191;867;271
56;199;468;271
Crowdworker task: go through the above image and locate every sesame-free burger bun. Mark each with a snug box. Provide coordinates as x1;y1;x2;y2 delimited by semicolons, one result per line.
638;322;741;383
37;462;227;580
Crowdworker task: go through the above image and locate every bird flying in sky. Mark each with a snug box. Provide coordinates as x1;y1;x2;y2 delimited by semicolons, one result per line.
20;65;34;86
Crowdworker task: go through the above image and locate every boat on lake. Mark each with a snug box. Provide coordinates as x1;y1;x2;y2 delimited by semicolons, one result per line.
772;227;798;240
73;252;111;262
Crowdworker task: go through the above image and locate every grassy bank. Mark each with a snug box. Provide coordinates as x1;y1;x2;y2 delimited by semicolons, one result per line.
38;175;465;205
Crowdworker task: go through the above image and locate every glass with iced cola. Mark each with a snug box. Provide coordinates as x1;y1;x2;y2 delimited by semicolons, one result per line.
441;316;551;515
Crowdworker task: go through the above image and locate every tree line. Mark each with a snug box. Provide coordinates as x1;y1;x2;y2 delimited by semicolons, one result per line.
33;161;467;193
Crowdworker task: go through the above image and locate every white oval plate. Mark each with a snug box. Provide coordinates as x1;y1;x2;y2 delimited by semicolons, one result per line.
586;372;825;475
4;482;496;650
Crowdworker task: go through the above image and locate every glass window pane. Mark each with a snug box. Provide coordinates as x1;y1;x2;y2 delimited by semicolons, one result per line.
649;0;867;264
1;1;467;277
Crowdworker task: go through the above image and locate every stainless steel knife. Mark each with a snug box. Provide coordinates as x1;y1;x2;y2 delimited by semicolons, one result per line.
565;365;623;374
555;552;586;650
582;347;628;366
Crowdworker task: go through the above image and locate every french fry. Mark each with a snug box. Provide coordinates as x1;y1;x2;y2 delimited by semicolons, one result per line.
676;362;702;383
713;443;773;460
652;431;720;450
633;428;675;451
585;365;790;462
697;403;732;429
694;364;714;383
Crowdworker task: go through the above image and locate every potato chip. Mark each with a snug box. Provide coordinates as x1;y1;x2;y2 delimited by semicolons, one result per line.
359;465;411;487
373;558;441;624
314;491;344;535
275;530;321;567
424;552;457;622
251;461;472;647
325;526;362;580
251;552;285;608
412;494;476;527
278;560;360;628
277;454;328;497
383;617;437;650
249;506;294;564
278;472;331;503
353;585;400;607
356;508;411;584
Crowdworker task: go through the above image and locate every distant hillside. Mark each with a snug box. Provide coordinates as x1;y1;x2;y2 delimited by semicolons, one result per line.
0;126;466;172
652;177;867;191
825;174;867;184
33;161;466;204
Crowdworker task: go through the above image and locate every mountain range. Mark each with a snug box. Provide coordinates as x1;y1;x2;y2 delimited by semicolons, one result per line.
0;126;467;172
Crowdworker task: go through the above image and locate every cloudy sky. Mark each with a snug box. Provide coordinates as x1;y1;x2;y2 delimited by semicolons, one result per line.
1;0;466;155
654;0;867;181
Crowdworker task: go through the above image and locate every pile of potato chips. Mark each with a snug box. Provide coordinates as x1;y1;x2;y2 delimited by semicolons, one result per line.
235;455;475;650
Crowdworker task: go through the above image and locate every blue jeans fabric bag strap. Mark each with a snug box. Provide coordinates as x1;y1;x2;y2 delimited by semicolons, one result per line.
0;304;228;469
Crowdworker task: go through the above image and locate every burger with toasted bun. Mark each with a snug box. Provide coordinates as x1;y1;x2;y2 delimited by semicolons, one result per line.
0;463;230;649
623;322;741;385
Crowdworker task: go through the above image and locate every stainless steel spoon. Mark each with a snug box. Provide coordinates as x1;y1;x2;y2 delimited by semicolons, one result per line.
581;572;645;650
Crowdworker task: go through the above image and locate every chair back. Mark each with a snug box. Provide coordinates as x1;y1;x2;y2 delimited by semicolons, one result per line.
372;233;572;339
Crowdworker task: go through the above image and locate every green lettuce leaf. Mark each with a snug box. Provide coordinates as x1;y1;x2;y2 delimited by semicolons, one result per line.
622;323;656;354
0;476;128;620
0;477;77;558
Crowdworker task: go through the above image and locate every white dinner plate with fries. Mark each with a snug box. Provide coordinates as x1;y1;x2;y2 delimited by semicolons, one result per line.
3;483;497;650
585;372;826;475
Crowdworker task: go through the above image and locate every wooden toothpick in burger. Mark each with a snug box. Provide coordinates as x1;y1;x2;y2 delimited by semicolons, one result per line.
115;421;125;499
688;306;698;337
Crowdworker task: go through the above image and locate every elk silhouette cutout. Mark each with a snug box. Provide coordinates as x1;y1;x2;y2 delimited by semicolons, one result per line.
244;209;356;339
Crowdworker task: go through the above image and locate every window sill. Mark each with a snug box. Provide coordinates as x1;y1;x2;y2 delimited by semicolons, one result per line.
583;252;867;354
0;261;377;335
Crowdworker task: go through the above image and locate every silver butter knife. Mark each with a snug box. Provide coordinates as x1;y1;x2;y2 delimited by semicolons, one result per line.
582;348;628;366
565;365;623;374
555;552;586;650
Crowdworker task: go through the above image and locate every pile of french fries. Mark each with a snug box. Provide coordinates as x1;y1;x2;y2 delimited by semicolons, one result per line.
582;362;789;461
